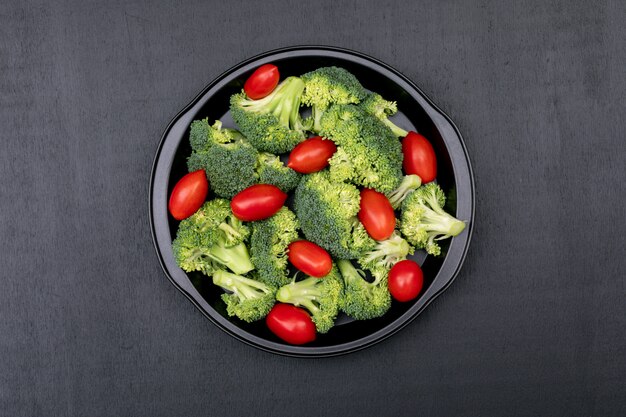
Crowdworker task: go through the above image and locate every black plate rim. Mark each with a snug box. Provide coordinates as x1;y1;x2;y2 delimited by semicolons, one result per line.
149;45;475;357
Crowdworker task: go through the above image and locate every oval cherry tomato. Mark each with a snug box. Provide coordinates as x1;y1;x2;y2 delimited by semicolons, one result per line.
168;169;208;220
388;260;424;302
358;188;396;240
288;240;333;277
244;64;280;100
287;136;337;174
402;131;437;183
266;304;316;345
230;184;287;221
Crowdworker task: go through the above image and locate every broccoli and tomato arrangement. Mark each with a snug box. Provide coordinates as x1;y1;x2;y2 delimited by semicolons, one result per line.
167;63;467;345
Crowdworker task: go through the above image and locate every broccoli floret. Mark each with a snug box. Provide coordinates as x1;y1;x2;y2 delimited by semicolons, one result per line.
358;231;414;274
386;175;422;209
230;76;308;154
172;199;254;275
294;171;374;259
188;119;235;152
337;259;391;320
212;270;276;322
276;266;344;333
400;182;466;256
256;152;301;192
360;93;408;138
301;66;368;132
187;119;303;196
320;104;403;194
250;207;300;287
187;119;258;199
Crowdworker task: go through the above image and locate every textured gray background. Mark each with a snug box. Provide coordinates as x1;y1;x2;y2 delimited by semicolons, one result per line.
1;0;625;416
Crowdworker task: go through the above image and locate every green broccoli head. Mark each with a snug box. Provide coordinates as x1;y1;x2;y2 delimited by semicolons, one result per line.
276;265;344;333
294;171;375;259
189;119;235;152
187;119;258;199
400;182;466;256
172;199;254;275
337;259;391;320
256;152;301;193
171;227;217;276
386;175;422;209
358;231;414;275
301;66;368;132
213;270;276;322
230;76;308;154
360;93;408;138
187;119;303;197
250;207;300;287
320;104;403;194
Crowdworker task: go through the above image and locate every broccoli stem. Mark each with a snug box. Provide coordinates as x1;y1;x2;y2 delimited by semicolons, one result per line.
180;246;216;275
384;119;408;138
276;277;322;314
420;205;466;237
242;76;305;130
218;222;244;244
186;247;210;263
420;192;466;237
311;106;325;132
212;270;272;300
337;260;364;285
387;175;422;209
338;259;384;295
360;233;411;270
281;78;306;128
209;242;255;275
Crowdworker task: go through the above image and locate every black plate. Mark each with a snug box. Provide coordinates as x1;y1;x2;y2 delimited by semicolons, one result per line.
149;46;474;357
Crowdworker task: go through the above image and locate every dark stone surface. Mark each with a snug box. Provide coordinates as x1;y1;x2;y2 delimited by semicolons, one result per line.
1;1;624;416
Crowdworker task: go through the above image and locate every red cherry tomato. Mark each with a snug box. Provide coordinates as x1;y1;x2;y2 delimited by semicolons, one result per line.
168;170;208;220
287;136;337;174
266;304;316;345
288;240;333;278
244;64;280;100
230;184;287;221
402;131;437;183
358;188;396;240
388;260;424;302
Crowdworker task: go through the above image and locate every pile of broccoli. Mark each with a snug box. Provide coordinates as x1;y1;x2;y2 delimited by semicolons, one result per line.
171;65;467;338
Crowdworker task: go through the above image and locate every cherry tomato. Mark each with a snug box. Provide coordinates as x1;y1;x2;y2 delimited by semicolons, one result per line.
230;184;287;221
358;188;396;241
244;64;280;100
388;260;424;302
168;169;208;220
287;136;337;174
266;304;316;345
402;131;437;183
288;240;333;278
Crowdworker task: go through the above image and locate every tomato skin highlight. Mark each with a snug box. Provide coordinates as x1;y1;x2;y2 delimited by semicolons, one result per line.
388;260;424;302
230;184;287;222
168;170;209;220
402;131;437;183
244;64;280;100
358;188;396;241
266;304;316;345
287;136;337;174
288;240;333;277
